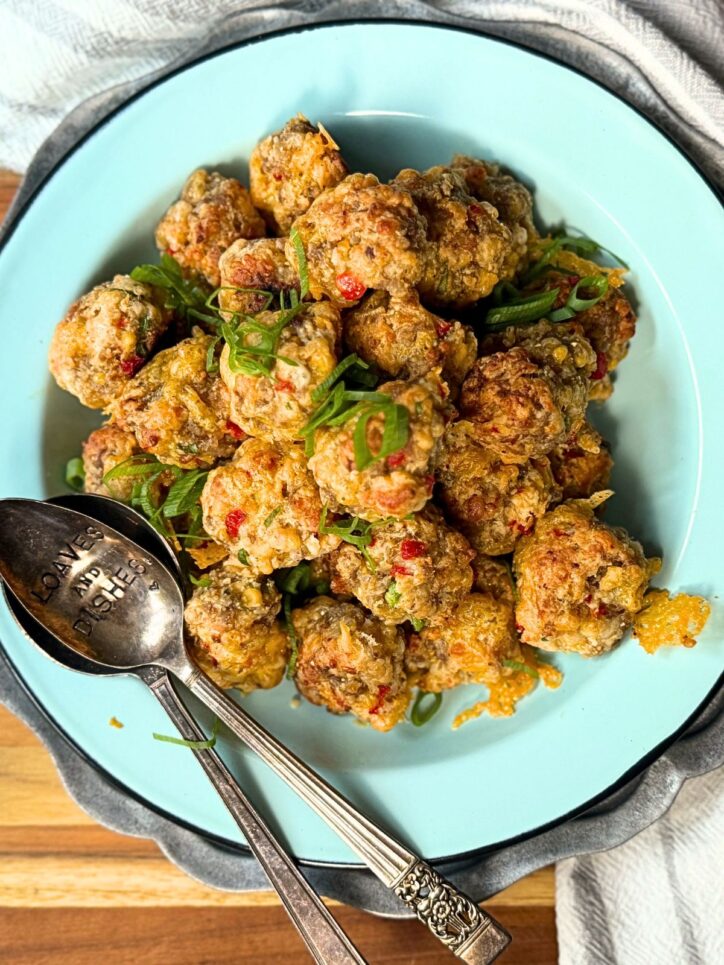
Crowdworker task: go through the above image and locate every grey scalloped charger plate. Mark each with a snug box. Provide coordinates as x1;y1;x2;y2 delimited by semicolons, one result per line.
0;16;722;912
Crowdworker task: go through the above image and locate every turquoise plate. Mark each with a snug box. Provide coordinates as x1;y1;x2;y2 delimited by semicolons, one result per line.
0;22;722;866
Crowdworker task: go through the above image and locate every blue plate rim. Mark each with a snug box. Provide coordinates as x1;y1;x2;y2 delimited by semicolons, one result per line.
0;17;722;870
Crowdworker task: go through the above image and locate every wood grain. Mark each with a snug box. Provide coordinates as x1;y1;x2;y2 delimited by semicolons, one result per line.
0;170;557;963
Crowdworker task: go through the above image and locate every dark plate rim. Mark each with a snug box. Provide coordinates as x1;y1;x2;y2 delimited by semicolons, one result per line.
0;16;722;870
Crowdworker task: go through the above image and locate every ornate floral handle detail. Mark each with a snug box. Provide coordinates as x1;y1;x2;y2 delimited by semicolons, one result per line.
393;861;511;963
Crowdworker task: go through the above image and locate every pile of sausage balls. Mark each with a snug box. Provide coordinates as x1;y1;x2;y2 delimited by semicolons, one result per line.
49;114;658;733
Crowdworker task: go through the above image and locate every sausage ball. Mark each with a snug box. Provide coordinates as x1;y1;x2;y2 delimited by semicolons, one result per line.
462;321;596;460
470;552;516;607
342;289;477;394
155;169;265;287
513;498;657;656
201;439;339;574
109;331;239;468
220;301;341;442
329;508;474;627
309;372;450;521
549;422;613;500
49;275;172;410
82;423;142;502
249;115;348;234
435;420;559;555
406;592;519;692
184;563;289;691
288;173;427;304
218;237;299;317
291;596;410;732
450;154;536;278
391;166;512;309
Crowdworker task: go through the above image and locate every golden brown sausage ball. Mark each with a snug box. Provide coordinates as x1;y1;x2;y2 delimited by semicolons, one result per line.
391;166;512;309
435;420;559;555
406;591;519;692
549;422;613;500
184;563;289;691
470;552;516;607
288;173;427;304
513;498;657;656
220;301;341;443
309;372;450;521
249;115;348;234
155;169;265;287
450;154;536;278
329;508;473;627
291;596;410;732
342;289;477;393
49;275;172;410
200;439;338;574
109;331;239;468
218;237;299;317
462;321;596;460
82;423;142;502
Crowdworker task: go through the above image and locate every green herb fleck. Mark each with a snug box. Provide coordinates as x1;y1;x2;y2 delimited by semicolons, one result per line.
152;717;221;750
384;582;402;608
65;456;85;492
503;659;539;679
263;506;282;528
410;690;442;727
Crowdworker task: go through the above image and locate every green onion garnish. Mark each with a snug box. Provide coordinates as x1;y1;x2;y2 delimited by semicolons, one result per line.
311;354;370;403
549;274;609;322
289;228;309;299
131;254;216;326
237;548;250;566
153;717;221;749
410;690;442;726
263;506;282;528
410;617;426;632
384;582;402;608
484;288;560;329
162;470;209;518
503;659;539;679
65;456;85;492
188;573;212;588
319;505;376;570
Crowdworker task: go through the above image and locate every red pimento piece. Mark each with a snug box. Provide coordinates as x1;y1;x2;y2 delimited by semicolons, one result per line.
368;684;391;716
119;354;144;377
591;351;608;381
435;319;453;338
424;474;435;492
275;379;294;393
515;623;525;635
225;420;244;440
391;563;411;578
468;204;482;216
595;603;609;618
165;248;176;256
273;171;284;182
336;272;367;301
551;528;567;538
387;450;406;469
400;539;427;560
144;432;160;448
225;509;247;539
116;314;128;330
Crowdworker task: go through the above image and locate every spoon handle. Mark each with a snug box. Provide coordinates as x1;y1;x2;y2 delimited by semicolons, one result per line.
147;671;367;965
184;669;511;964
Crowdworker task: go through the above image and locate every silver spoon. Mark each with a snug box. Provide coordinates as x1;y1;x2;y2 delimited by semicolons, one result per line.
0;497;511;964
2;497;366;965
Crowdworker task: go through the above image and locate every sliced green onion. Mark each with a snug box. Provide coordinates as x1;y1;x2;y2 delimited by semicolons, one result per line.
153;717;221;749
289;227;309;299
162;470;208;518
237;548;250;566
103;454;161;483
205;335;221;373
319;506;375;568
484;288;560;329
188;573;212;588
65;456;85;492
311;354;368;403
410;691;442;726
549;274;609;322
384;582;402;607
410;617;426;632
503;659;539;679
263;506;282;528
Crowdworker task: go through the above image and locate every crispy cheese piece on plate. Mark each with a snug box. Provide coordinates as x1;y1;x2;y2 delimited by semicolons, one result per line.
633;589;711;654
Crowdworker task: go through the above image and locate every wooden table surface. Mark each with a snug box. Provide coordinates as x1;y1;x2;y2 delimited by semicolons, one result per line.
0;169;557;964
